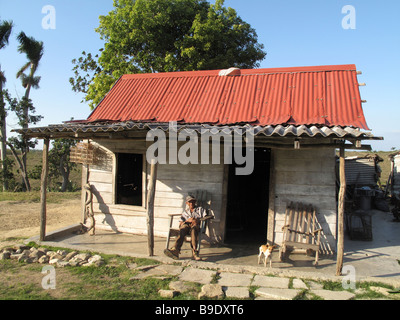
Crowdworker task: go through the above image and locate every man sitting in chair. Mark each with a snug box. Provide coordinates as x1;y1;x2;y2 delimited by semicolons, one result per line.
164;195;206;261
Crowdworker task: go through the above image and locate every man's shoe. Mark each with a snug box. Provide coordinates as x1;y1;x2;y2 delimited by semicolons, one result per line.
164;248;179;260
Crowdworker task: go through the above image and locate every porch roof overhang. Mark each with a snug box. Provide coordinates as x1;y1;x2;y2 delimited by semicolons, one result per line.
14;121;382;150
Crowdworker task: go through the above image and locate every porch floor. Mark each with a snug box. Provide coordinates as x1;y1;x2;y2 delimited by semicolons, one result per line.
29;209;400;283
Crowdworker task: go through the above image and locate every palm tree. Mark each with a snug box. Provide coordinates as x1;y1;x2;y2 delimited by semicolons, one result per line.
16;31;44;191
0;19;13;191
16;31;44;111
0;20;13;49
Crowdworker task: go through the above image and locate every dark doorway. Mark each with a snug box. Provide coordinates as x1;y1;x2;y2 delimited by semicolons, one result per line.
116;153;143;206
225;148;271;245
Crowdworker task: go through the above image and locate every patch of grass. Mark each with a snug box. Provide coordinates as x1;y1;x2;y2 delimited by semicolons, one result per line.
0;259;18;273
248;285;259;299
321;280;345;291
354;290;387;300
0;191;81;203
174;281;202;300
211;272;221;284
66;263;171;300
288;277;294;289
0;282;54;300
293;289;311;300
0;237;26;243
358;281;394;291
354;281;397;300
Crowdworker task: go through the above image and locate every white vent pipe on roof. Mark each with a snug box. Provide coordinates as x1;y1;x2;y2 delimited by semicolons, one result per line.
218;67;241;76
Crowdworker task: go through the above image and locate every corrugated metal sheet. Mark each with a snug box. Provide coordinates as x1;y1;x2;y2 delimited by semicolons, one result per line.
17;122;375;140
87;64;369;130
345;157;378;186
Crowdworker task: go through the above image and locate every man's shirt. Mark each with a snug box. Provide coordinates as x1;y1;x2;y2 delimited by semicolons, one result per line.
180;206;207;223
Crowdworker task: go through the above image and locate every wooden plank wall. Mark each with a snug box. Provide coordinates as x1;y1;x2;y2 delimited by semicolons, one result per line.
87;140;225;242
394;155;400;193
273;148;337;253
86;139;337;251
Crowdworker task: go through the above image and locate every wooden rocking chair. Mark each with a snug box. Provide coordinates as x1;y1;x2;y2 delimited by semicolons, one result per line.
165;190;213;253
279;202;322;265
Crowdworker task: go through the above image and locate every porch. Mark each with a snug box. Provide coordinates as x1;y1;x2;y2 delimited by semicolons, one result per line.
27;208;400;282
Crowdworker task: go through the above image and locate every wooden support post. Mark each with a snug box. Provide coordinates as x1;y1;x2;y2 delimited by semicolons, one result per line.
267;150;275;244
336;147;346;276
146;159;158;256
39;138;50;241
81;164;89;223
390;158;395;197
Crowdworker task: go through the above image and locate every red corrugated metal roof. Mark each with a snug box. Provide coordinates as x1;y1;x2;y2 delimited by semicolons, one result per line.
87;64;369;130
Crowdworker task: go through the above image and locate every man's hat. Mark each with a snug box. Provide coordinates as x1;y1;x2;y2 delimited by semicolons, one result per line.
186;195;196;202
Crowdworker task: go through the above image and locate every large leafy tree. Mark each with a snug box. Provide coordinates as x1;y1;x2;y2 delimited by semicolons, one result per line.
48;139;77;192
70;0;266;109
28;139;78;192
3;91;42;191
0;19;13;191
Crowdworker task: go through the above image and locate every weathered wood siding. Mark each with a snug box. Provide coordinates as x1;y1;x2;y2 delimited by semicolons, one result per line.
272;148;337;253
87;140;225;241
85;139;338;251
394;155;400;193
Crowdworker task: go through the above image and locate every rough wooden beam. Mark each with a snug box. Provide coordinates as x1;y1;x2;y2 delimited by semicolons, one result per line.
267;150;276;244
146;159;158;256
40;138;50;241
220;164;229;243
336;147;346;276
344;143;372;151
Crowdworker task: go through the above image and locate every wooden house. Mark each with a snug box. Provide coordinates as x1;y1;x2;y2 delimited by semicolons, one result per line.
19;64;380;254
390;153;400;194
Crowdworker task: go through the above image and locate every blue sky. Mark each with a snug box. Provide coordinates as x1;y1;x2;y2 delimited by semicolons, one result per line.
0;0;399;151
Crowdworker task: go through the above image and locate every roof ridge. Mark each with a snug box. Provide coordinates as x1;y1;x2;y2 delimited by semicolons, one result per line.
121;64;357;80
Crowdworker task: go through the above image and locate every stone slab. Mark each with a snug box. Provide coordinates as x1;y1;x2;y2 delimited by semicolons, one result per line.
307;281;324;290
252;275;290;289
224;286;250;299
255;288;300;300
179;267;216;284
131;264;183;280
169;281;192;292
158;289;178;298
218;272;253;287
198;284;224;299
292;279;308;289
311;289;355;300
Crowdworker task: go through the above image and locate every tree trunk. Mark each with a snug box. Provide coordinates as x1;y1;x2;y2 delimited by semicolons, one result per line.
40;138;50;241
21;82;31;190
336;147;346;276
0;102;7;191
0;81;8;191
6;141;30;191
59;154;69;192
146;159;158;256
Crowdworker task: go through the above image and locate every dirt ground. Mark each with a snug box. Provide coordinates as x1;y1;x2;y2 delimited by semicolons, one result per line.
0;199;81;248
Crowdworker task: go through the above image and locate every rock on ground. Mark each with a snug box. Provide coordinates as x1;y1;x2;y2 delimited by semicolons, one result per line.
179;267;216;285
310;289;355;300
255;288;300;300
198;284;224;299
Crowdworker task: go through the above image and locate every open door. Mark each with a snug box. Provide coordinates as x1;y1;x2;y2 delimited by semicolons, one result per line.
225;148;271;245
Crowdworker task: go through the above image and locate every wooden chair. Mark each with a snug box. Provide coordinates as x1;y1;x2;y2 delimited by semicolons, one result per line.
279;202;322;265
165;190;214;253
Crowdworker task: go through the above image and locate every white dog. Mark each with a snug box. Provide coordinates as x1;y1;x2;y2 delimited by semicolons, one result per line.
257;244;277;268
